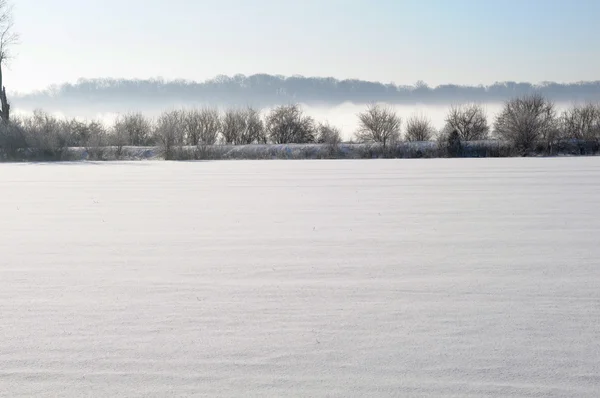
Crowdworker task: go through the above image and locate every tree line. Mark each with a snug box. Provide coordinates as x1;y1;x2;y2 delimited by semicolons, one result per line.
16;76;600;110
353;94;600;156
1;94;599;160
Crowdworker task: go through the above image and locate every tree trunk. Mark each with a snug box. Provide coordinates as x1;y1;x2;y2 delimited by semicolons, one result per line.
0;64;9;122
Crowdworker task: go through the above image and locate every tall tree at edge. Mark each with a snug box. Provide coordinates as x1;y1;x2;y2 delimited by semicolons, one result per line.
0;0;18;122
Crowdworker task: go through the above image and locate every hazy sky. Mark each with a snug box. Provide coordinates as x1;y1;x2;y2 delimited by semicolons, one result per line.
6;0;600;93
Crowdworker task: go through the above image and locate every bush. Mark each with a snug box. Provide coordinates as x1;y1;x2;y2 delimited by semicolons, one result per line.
355;104;401;148
316;122;342;157
20;110;72;160
240;107;266;144
184;107;220;147
494;94;557;154
113;112;153;146
404;114;435;142
154;110;185;160
561;103;600;142
443;103;489;141
220;108;246;145
219;107;266;145
81;121;108;160
266;104;315;144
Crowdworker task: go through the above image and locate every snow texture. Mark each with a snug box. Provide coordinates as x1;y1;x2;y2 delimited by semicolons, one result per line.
1;158;599;397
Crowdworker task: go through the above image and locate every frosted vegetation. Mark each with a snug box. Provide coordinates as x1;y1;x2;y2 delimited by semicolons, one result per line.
1;158;599;396
1;95;600;162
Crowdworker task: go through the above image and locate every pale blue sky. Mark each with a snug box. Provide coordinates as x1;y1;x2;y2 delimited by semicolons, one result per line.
6;0;600;93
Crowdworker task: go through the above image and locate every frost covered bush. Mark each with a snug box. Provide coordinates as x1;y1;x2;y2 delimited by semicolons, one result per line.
494;94;558;154
82;121;109;160
112;112;153;147
316;122;342;157
240;107;267;144
355;104;401;148
266;104;316;144
220;108;246;145
405;114;436;142
19;110;72;160
560;103;600;142
60;119;109;160
443;103;489;141
154;110;185;160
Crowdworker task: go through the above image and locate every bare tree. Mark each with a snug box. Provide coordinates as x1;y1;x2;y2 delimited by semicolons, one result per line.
20;110;71;159
183;109;201;146
561;103;600;141
113;112;152;146
183;107;221;146
64;119;90;147
316;122;341;144
0;0;17;122
444;103;489;141
355;104;401;148
494;93;557;152
154;110;184;159
404;114;436;142
266;104;315;144
219;107;267;145
64;119;106;148
109;121;129;159
316;122;342;156
81;120;108;160
220;108;246;144
239;106;266;144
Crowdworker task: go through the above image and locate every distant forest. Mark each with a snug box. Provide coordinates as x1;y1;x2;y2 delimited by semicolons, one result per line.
13;74;600;110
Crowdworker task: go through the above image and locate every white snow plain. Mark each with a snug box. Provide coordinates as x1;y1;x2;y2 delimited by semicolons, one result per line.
1;158;599;397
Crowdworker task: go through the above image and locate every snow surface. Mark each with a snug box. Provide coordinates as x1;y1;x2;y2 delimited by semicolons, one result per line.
1;158;599;397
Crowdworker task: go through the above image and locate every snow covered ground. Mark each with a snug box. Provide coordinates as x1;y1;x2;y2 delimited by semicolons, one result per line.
1;158;599;397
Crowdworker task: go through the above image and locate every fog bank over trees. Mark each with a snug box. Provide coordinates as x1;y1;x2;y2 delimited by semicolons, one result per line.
12;75;600;112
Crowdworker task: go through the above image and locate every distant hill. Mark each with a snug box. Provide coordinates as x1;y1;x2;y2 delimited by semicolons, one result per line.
12;74;600;111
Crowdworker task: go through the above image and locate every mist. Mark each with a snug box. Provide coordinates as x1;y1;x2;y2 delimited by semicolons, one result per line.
10;74;596;139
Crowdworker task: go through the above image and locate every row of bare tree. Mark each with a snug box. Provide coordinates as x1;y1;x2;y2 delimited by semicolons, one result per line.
0;105;343;159
355;102;491;147
357;95;600;153
1;94;600;160
144;105;345;159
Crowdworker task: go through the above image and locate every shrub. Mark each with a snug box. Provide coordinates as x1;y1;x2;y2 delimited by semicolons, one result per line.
240;107;266;144
113;112;153;146
561;103;600;142
443;103;489;141
184;107;220;147
404;114;436;142
355;104;401;148
81;121;108;160
221;108;246;144
266;104;315;144
316;122;342;157
494;94;557;154
154;110;185;160
20;110;72;160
